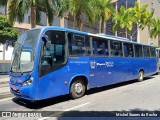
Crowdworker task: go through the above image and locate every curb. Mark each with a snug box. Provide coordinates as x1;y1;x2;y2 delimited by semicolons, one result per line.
0;92;13;99
0;81;8;85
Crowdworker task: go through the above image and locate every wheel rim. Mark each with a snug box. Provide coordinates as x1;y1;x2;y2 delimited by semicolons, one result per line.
139;72;143;80
74;82;83;94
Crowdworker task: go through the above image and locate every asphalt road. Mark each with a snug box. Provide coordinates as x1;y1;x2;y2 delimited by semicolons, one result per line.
0;74;160;120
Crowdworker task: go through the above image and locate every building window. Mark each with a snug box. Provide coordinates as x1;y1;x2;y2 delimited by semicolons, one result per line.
28;16;31;24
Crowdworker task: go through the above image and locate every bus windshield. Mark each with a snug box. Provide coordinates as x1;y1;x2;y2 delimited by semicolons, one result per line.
11;29;41;73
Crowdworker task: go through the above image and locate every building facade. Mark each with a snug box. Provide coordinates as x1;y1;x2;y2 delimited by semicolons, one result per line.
0;0;160;72
139;0;160;46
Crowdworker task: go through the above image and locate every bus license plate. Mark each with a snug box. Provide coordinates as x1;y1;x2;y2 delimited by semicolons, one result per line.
12;86;17;91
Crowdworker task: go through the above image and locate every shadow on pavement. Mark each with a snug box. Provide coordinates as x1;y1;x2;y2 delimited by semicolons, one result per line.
55;109;160;120
12;76;155;109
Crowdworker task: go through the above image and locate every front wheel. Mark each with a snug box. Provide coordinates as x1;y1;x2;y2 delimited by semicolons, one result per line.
137;71;144;82
70;78;86;99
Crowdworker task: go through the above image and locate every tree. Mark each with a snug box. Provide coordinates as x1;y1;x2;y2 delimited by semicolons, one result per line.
8;0;54;28
68;0;94;30
132;1;148;42
0;15;19;44
113;6;134;38
52;0;68;27
150;18;160;39
94;0;114;33
141;10;154;44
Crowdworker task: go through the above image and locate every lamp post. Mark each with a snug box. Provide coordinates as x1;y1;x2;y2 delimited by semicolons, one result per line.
130;29;138;41
119;29;138;41
119;32;131;39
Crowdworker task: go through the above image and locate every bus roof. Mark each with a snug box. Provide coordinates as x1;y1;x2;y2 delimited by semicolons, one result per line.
34;26;154;47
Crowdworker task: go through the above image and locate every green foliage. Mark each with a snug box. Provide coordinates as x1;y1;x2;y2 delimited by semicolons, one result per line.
94;0;114;21
132;1;148;28
0;15;19;44
140;10;154;30
113;6;134;32
68;0;94;30
112;1;155;38
0;0;7;7
8;0;56;28
150;18;160;38
93;0;115;33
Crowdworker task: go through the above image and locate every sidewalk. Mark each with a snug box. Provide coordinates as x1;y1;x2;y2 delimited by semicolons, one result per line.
0;75;9;84
0;75;13;99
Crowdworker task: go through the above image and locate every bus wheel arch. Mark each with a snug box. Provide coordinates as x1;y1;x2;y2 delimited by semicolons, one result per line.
137;69;144;82
69;76;88;99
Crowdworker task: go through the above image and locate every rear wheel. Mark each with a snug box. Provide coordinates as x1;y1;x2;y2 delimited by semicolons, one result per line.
70;78;86;99
137;71;144;82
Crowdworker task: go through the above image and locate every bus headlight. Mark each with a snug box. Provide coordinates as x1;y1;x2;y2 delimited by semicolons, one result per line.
23;77;33;86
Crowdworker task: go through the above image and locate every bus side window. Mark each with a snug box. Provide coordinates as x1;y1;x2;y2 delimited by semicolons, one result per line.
135;45;143;57
143;46;150;58
150;47;156;58
92;37;109;56
41;30;65;66
68;33;91;56
110;41;123;57
41;45;52;65
123;43;134;57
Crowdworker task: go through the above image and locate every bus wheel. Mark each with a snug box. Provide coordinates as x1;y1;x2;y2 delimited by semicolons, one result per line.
137;71;144;82
70;78;86;99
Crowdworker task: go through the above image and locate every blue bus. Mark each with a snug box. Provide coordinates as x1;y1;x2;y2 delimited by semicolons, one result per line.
156;48;160;72
9;26;157;101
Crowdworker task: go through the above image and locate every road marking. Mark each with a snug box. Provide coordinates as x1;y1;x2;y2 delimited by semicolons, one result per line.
0;97;13;102
38;102;90;120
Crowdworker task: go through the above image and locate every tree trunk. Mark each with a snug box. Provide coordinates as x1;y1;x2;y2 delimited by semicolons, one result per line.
31;6;36;28
77;15;81;31
46;16;49;26
73;16;76;29
99;18;102;33
79;19;83;31
137;24;140;43
6;0;9;18
60;17;64;27
103;20;106;34
3;44;5;61
115;1;118;36
148;26;151;44
125;27;128;38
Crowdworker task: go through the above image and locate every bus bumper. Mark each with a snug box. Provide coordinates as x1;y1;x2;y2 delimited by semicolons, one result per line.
9;82;36;101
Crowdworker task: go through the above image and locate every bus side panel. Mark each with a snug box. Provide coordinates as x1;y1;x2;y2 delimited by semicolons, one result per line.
89;57;157;88
142;58;157;76
37;57;90;100
38;65;71;100
89;57;136;87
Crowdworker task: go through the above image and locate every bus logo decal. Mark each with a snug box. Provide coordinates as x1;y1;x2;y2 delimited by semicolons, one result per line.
90;61;97;69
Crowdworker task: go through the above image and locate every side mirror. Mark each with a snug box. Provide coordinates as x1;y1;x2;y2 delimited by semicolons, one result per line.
42;35;51;50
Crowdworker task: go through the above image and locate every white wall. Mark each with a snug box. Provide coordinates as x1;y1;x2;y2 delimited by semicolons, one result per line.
5;46;14;60
0;44;13;61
